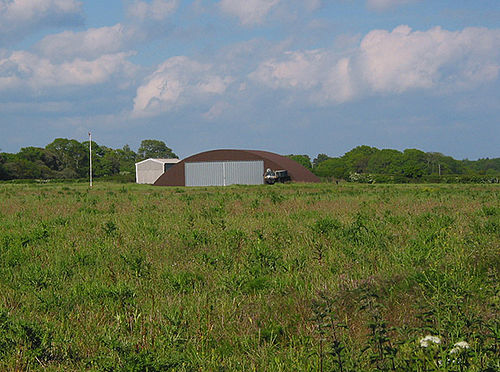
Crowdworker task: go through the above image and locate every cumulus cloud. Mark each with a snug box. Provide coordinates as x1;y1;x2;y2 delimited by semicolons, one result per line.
251;26;500;104
124;0;179;42
127;0;179;21
0;0;83;45
0;50;137;91
35;24;133;62
251;50;357;104
219;0;280;25
133;56;233;116
251;50;325;90
359;26;500;92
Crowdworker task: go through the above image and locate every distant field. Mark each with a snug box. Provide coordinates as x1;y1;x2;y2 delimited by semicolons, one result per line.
0;182;498;371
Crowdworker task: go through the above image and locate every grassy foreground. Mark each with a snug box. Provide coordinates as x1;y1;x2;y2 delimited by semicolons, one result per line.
0;182;498;371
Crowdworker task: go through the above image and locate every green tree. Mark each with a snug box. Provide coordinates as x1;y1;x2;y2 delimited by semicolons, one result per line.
0;152;8;180
3;158;45;179
313;153;330;168
46;138;88;178
100;149;122;176
287;154;312;170
82;141;108;177
314;158;349;179
366;149;403;174
463;157;500;175
401;149;427;178
18;147;45;163
18;147;59;174
116;144;137;173
0;148;57;179
138;140;177;160
342;145;379;173
425;152;463;175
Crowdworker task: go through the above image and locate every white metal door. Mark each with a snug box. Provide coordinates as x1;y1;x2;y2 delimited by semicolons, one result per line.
185;161;264;186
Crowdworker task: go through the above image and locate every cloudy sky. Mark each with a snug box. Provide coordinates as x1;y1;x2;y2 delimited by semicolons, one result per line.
0;0;499;159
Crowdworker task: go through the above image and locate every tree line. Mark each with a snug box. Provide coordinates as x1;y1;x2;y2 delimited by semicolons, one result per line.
0;139;176;181
1;140;498;182
288;145;500;182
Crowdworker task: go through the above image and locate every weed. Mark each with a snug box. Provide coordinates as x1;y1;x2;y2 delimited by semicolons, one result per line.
312;216;342;236
0;182;498;370
268;191;285;204
311;292;349;372
359;286;397;371
121;252;151;278
162;270;204;294
103;220;118;236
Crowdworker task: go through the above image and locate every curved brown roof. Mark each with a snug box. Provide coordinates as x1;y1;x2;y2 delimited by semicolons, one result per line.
153;149;320;186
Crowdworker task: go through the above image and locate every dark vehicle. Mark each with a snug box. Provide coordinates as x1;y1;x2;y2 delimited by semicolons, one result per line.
264;169;291;184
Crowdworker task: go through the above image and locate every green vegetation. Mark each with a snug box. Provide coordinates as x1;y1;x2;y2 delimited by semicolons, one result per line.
287;154;313;170
312;146;500;182
137;139;177;160
0;182;498;370
2;139;499;183
0;139;176;181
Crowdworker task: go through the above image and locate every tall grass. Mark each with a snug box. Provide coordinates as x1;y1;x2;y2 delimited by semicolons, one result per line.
0;182;498;370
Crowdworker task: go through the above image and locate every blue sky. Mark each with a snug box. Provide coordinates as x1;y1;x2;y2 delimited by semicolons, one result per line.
0;0;499;160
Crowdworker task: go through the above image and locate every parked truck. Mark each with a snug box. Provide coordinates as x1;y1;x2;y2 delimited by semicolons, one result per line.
264;168;291;184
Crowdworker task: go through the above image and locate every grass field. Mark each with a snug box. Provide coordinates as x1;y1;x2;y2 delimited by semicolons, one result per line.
0;182;499;371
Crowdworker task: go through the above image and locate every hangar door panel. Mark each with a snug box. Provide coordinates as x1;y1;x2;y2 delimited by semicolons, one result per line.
225;161;264;185
185;162;224;186
185;161;264;186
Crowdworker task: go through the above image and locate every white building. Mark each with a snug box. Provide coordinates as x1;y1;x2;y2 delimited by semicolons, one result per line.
135;158;180;184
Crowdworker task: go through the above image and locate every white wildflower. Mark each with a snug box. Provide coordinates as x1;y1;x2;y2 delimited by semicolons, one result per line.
420;335;441;347
450;341;470;354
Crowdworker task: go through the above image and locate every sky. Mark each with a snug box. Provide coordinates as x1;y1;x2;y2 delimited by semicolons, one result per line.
0;0;499;160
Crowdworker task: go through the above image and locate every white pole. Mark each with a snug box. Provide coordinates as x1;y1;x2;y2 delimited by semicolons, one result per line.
89;132;92;188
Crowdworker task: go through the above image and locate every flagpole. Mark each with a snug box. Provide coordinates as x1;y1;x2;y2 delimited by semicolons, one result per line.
89;132;92;188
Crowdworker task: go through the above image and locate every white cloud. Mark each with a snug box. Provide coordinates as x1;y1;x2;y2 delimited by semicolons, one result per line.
133;56;233;116
251;50;325;89
359;26;500;93
250;49;358;104
203;101;231;120
0;0;81;21
251;26;500;104
218;0;321;25
0;50;137;91
36;24;132;62
127;0;179;21
0;0;82;45
219;0;280;25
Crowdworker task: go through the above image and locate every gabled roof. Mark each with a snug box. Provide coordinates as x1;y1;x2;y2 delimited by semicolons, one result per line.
135;158;180;166
155;158;181;163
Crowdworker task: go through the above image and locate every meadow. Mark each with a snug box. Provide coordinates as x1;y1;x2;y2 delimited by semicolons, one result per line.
0;182;498;371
